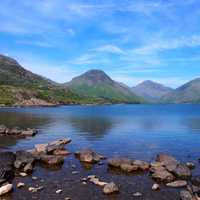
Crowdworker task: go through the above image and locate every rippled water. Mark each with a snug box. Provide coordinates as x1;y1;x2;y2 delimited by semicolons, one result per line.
1;104;200;162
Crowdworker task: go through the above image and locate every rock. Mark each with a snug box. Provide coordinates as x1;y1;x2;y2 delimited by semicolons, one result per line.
40;155;64;166
186;162;195;169
103;182;119;195
17;182;25;188
180;190;193;200
173;164;191;179
152;183;160;190
133;192;142;197
0;183;13;196
34;144;48;154
72;171;79;175
191;176;200;186
24;163;33;173
0;152;15;183
19;172;28;177
34;139;71;155
21;129;38;137
75;149;104;163
32;176;38;180
120;163;138;173
28;186;44;193
14;151;35;173
53;149;70;156
166;180;187;188
151;168;175;183
108;158;132;168
0;126;38;137
65;198;71;200
133;160;150;171
156;154;179;172
89;177;108;187
56;189;62;194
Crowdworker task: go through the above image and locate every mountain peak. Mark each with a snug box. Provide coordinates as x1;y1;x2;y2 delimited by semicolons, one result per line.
71;69;113;85
132;80;173;101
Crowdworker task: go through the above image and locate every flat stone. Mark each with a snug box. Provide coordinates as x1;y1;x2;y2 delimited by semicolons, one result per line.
166;180;187;188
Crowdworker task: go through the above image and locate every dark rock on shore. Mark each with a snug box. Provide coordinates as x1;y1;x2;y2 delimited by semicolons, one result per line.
0;152;15;184
14;151;35;173
0;125;38;137
108;158;149;173
150;154;192;183
75;149;105;164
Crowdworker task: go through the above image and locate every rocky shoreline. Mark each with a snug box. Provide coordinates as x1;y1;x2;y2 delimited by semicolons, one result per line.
0;133;200;200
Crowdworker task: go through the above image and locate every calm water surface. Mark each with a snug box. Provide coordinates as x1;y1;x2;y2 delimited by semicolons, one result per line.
0;104;200;162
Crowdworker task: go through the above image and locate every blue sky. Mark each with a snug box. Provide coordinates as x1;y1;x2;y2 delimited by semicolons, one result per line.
0;0;200;88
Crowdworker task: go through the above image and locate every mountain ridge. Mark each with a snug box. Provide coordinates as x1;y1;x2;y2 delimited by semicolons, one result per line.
132;80;173;102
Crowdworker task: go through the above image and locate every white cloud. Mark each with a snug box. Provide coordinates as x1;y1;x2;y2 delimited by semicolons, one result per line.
91;44;125;55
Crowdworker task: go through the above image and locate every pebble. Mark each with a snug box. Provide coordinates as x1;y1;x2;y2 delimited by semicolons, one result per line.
29;186;44;193
152;183;160;191
72;171;79;175
32;176;38;180
17;182;25;188
19;172;28;177
56;189;62;194
133;192;142;197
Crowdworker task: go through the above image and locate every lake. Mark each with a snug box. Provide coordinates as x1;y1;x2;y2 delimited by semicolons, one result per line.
1;104;200;199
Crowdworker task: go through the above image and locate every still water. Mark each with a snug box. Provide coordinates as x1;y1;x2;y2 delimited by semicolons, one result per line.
0;104;200;162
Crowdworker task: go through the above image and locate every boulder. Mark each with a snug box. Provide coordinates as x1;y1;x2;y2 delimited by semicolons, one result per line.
133;160;150;171
21;129;37;137
120;163;138;173
103;182;119;195
14;151;35;171
151;168;175;183
0;183;13;196
40;155;64;166
156;154;179;172
166;180;187;188
173;164;191;179
34;139;71;155
75;149;104;163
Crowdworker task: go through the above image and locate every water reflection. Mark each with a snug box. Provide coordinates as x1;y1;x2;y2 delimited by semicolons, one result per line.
68;116;115;140
0;111;52;128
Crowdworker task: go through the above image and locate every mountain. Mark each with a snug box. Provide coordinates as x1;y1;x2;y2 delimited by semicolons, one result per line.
132;80;173;102
0;54;91;106
65;69;143;103
162;78;200;103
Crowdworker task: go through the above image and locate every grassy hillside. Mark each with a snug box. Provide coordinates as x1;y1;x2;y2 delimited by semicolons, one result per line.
66;70;143;103
161;78;200;103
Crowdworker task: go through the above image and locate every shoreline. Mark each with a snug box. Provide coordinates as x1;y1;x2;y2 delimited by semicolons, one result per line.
0;133;199;199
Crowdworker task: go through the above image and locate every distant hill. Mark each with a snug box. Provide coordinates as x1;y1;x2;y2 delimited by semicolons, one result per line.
132;80;173;102
0;55;92;106
65;69;143;103
162;78;200;103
